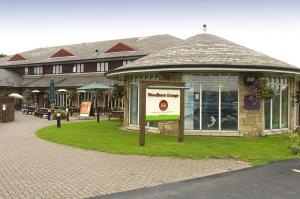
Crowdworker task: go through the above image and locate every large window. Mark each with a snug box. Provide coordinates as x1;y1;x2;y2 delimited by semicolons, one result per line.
53;65;62;74
129;74;159;127
183;73;239;131
264;77;289;130
34;66;43;75
73;64;84;73
123;60;132;65
97;62;108;72
24;67;29;75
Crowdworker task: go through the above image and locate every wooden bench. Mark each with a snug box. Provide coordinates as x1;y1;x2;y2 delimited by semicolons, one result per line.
34;108;49;118
108;110;124;120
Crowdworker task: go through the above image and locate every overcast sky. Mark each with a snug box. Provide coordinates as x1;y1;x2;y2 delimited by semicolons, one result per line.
1;0;299;67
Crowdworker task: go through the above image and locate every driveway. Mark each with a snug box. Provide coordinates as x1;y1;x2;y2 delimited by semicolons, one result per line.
100;159;300;199
0;113;249;198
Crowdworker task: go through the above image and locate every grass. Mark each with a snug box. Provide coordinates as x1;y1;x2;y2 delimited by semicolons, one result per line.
36;120;298;165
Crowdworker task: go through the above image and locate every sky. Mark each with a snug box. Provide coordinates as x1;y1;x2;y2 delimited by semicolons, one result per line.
0;0;299;66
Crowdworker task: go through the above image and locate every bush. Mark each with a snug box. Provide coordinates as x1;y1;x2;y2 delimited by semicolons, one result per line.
289;133;300;155
52;111;67;120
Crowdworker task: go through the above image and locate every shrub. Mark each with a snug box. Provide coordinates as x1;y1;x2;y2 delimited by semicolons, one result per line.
52;111;67;120
289;133;300;155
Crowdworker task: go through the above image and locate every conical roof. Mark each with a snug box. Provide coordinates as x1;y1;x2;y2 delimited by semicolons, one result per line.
108;33;298;76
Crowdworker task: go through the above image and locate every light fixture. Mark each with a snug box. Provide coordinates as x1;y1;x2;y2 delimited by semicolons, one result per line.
244;76;256;86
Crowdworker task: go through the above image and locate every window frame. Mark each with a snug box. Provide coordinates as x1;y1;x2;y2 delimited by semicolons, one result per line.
263;77;289;131
33;66;43;75
53;65;62;74
97;62;109;72
73;63;84;73
183;73;239;132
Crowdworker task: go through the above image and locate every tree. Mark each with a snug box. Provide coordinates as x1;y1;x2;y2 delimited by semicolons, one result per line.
112;84;124;99
0;54;6;58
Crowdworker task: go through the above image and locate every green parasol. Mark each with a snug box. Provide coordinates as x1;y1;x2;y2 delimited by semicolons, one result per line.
49;78;56;105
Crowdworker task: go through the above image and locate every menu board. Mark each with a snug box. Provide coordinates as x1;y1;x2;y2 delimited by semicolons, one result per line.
80;102;92;117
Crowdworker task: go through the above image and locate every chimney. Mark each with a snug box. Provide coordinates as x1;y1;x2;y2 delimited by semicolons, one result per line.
203;24;207;33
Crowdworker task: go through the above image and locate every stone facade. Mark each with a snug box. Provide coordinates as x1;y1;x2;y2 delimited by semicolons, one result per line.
123;72;298;137
239;74;264;136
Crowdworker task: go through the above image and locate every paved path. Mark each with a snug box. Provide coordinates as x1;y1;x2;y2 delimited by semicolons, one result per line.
100;159;300;199
0;113;250;199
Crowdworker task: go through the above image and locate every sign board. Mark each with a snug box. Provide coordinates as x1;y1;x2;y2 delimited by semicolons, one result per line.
244;95;260;110
146;88;180;121
80;102;92;117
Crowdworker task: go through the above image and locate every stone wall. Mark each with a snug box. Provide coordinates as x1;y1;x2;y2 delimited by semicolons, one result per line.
239;74;264;136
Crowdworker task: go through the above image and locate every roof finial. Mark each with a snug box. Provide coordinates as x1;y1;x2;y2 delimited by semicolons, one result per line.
203;24;207;33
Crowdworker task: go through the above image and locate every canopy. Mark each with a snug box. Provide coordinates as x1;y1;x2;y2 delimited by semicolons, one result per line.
49;78;56;104
77;83;111;90
8;93;24;99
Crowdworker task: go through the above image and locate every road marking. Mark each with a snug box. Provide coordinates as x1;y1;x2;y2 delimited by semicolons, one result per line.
292;169;300;173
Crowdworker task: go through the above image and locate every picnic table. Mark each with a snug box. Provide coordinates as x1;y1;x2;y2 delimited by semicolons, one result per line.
34;108;49;118
108;110;124;120
22;106;36;115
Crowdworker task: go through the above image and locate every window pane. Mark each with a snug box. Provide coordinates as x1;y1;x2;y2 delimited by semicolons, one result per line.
184;83;200;130
221;83;238;130
130;84;138;125
281;86;288;128
81;64;84;72
202;83;219;130
272;85;280;129
264;100;271;130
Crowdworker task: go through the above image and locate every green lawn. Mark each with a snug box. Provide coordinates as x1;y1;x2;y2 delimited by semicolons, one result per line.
36;120;298;165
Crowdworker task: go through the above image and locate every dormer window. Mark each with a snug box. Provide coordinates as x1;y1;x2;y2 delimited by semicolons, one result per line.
97;62;108;72
34;66;43;75
73;63;84;73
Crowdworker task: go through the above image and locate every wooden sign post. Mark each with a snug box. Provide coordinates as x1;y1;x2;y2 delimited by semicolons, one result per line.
139;80;186;146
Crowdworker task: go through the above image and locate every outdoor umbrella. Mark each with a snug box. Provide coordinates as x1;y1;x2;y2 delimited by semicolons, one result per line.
77;83;111;122
49;78;56;107
8;93;24;99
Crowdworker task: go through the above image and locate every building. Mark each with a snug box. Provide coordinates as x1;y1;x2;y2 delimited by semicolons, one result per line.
0;35;182;109
107;33;300;136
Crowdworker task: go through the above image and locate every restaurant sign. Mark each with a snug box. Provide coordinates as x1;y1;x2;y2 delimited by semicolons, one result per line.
146;88;180;121
80;101;92;117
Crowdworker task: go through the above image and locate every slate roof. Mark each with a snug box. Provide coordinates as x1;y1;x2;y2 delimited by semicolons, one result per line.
109;33;298;75
0;34;182;68
0;69;23;87
20;73;119;88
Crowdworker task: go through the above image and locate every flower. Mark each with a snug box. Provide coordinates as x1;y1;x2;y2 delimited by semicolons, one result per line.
249;77;274;103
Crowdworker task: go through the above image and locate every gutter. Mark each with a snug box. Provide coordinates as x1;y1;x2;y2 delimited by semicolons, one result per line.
106;64;300;77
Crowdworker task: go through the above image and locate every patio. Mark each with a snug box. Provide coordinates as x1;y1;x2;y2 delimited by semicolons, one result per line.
0;112;249;198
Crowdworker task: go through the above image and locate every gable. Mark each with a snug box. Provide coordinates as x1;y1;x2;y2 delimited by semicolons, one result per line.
51;49;74;58
9;54;27;61
105;42;135;53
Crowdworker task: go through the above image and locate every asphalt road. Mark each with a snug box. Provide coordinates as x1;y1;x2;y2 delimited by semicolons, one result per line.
96;159;300;199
